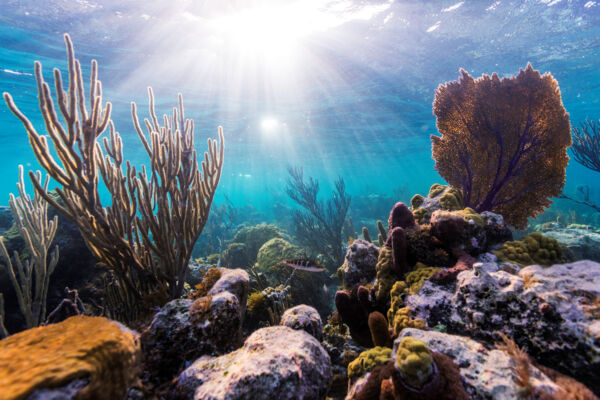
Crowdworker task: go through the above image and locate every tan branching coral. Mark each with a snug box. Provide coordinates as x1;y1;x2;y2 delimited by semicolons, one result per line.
0;166;59;334
3;34;224;320
431;64;571;229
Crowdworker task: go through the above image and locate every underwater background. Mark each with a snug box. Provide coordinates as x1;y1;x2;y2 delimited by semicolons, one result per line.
1;0;600;231
2;2;600;399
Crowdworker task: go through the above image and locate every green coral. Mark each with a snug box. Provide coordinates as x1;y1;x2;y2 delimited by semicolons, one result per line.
255;238;303;273
428;184;447;198
494;232;563;267
457;207;483;227
439;187;464;211
255;238;330;316
405;263;441;294
412;207;429;225
411;194;424;209
245;291;270;327
233;224;282;262
347;346;392;380
220;243;250;268
374;246;396;304
395;337;435;389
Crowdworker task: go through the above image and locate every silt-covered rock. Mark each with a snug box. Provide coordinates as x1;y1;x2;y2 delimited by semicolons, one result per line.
175;326;332;400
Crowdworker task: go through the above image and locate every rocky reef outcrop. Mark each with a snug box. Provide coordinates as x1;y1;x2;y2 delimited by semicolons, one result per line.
408;257;600;394
141;268;249;383
175;326;332;400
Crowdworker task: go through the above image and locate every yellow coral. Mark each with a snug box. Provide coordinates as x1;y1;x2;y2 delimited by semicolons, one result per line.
386;281;426;336
411;194;424;209
395;337;434;389
347;346;392;379
428;184;447;198
387;281;408;327
495;232;562;267
0;316;140;400
374;246;396;304
457;207;484;227
412;208;429;225
391;307;427;337
405;263;441;294
439;187;464;211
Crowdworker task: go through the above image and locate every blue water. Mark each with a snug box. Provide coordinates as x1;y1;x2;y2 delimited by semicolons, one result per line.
1;0;600;223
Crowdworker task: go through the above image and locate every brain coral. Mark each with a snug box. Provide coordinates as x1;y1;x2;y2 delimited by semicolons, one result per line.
0;315;139;400
431;64;571;229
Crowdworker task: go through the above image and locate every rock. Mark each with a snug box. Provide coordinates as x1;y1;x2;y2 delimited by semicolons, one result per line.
141;291;243;383
480;211;513;248
209;268;250;310
186;260;212;286
338;239;379;289
408;259;600;393
280;304;323;340
541;225;600;262
176;326;332;400
0;316;139;400
220;243;251;269
398;328;564;399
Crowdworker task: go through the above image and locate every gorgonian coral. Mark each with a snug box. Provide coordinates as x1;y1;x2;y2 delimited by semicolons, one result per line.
431;64;571;229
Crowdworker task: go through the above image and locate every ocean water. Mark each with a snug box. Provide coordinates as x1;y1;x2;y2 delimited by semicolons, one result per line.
1;0;599;227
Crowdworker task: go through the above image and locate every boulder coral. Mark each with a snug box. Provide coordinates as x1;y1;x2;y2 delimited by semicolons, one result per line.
0;315;140;400
431;64;571;229
494;232;563;267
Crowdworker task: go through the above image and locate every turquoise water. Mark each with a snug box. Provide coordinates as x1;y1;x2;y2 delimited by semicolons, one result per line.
1;0;600;224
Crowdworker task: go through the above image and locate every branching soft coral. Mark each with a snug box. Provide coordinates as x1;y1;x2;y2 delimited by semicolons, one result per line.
286;166;350;271
431;64;571;229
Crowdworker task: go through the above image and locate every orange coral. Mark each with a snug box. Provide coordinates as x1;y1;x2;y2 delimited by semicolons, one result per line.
0;315;140;400
431;64;571;229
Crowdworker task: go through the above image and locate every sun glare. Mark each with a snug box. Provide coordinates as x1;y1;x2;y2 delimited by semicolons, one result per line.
261;117;280;132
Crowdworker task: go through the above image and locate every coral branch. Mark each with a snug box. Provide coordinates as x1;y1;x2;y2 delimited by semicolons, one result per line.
3;34;224;321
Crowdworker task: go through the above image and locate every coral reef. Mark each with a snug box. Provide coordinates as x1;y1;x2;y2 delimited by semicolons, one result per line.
431;65;571;229
141;268;248;383
175;326;332;400
347;335;469;400
0;315;140;400
408;259;600;393
398;328;587;399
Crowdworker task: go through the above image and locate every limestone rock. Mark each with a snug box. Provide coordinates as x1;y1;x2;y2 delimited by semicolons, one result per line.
397;328;563;399
176;326;332;400
280;304;323;340
141;291;243;382
541;225;600;262
338;239;379;289
408;259;600;393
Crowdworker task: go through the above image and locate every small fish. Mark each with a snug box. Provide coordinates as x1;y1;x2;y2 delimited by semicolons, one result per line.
282;259;325;272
